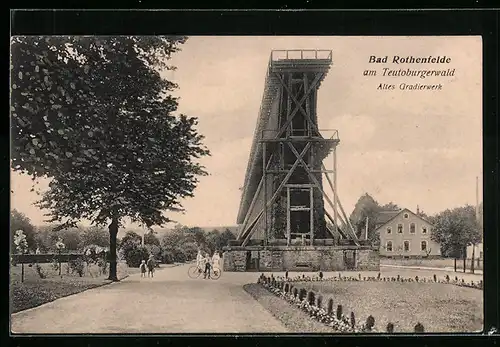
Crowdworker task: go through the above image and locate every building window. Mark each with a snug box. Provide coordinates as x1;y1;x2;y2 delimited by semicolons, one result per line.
397;224;403;233
410;223;416;234
421;241;427;251
387;227;392;234
404;213;409;219
386;241;393;252
422;226;427;234
403;241;410;252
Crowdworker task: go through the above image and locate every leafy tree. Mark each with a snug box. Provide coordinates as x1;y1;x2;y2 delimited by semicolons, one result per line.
144;231;160;246
11;36;210;281
349;193;381;241
125;246;150;267
431;205;482;259
10;209;36;252
81;226;110;248
58;228;82;251
145;244;162;262
380;202;400;211
119;231;143;266
121;231;142;246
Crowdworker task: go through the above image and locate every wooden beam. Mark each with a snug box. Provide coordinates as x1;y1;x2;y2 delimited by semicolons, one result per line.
288;143;360;245
241;211;264;247
277;73;322;137
287;186;291;246
310;186;314;244
263;141;268;247
239;143;312;244
322;163;359;242
325;209;348;239
238;154;275;239
274;72;324;139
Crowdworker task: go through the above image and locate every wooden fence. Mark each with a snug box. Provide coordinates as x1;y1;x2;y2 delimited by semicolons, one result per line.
11;253;85;264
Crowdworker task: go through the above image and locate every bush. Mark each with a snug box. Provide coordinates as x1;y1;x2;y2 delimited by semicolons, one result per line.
68;257;85;277
414;322;424;333
316;294;323;308
293;288;298;298
387;322;394;333
34;263;46;279
327;299;334;314
307;291;315;305
299;288;307;301
365;315;375;331
125;245;150;267
336;304;343;320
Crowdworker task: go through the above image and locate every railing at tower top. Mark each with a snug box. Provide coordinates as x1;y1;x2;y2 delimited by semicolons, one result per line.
260;129;340;141
270;50;333;62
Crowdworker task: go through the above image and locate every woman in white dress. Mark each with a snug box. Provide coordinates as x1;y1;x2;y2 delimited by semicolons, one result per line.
211;251;221;269
196;250;204;270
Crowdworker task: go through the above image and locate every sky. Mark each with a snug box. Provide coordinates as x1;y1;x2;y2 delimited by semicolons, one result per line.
10;36;483;231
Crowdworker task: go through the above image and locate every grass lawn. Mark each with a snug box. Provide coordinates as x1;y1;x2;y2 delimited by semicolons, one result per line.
380;257;483;271
292;280;483;332
244;283;333;333
10;261;140;313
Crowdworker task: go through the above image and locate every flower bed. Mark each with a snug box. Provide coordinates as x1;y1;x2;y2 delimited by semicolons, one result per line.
258;276;379;333
256;272;482;333
281;272;483;290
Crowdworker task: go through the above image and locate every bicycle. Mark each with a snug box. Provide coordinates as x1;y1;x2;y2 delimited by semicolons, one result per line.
188;263;221;280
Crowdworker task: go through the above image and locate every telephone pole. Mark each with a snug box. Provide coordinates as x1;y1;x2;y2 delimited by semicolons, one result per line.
471;176;479;273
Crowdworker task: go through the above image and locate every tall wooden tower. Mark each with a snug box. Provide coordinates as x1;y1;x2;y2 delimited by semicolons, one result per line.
236;50;359;247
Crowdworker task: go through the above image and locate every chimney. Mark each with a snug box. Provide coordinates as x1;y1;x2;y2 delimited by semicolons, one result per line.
416;205;420;215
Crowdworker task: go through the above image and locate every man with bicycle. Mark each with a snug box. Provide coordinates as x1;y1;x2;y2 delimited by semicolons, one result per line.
203;252;212;279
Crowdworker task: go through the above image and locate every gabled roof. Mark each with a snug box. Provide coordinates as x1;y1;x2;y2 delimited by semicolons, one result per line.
375;210;401;226
374;208;433;232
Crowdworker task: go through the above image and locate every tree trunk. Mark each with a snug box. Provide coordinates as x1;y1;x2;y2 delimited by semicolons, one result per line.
471;244;475;274
108;218;119;281
463;246;466;273
21;263;25;282
454;258;457;272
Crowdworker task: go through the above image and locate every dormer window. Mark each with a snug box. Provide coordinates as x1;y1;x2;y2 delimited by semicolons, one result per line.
404;213;409;219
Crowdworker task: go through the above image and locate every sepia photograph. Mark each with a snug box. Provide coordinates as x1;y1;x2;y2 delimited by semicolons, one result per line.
10;35;483;334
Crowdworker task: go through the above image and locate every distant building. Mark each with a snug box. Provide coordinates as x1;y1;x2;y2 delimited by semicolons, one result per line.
374;208;441;258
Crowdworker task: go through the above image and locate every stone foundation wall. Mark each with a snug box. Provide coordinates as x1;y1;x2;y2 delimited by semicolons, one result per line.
355;249;380;271
223;246;380;272
223;250;246;272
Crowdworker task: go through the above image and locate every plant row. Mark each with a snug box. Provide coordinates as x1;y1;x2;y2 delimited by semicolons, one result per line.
278;271;483;290
258;273;436;333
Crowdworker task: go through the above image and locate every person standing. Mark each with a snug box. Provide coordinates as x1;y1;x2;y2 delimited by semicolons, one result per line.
196;249;204;271
147;255;156;278
140;260;147;278
203;252;212;279
212;251;221;270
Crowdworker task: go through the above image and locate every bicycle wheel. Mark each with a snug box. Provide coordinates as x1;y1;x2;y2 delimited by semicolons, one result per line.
188;265;202;279
211;267;221;280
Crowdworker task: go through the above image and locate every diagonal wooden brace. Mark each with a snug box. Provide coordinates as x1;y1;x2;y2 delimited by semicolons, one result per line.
321;163;359;241
240;143;312;245
238;153;276;238
276;73;321;137
274;73;324;139
287;143;360;245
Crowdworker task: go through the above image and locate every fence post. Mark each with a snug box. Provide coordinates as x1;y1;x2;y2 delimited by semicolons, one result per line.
386;322;394;333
